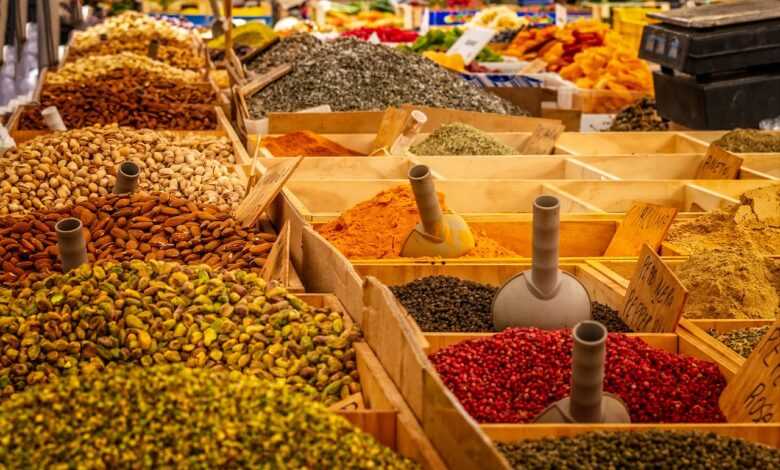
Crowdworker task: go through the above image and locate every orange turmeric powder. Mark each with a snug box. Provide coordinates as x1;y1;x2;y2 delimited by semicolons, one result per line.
259;131;364;157
317;185;518;259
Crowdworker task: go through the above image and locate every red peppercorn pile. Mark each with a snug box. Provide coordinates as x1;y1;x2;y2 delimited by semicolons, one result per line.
341;27;419;43
430;328;726;424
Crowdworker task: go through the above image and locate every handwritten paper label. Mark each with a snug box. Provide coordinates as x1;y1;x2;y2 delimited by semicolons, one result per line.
720;321;780;422
261;221;290;285
234;157;303;227
619;244;688;333
695;144;743;179
605;202;678;256
446;26;496;65
521;124;565;155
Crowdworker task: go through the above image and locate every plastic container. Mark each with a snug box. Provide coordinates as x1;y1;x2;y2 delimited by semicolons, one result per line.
613;7;663;53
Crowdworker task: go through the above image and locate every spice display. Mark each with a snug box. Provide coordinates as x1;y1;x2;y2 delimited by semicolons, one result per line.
248;37;527;117
714;129;780;153
0;261;361;403
246;33;322;75
504;20;610;72
390;276;498;332
0;193;275;281
259;131;364;157
409;123;516;156
675;248;778;320
402;29;503;63
0;365;416;468
0;125;242;214
609;97;669;131
591;302;631;333
710;326;770;358
69;13;203;70
317;186;518;259
666;186;780;255
431;327;725;423
46;52;203;85
498;431;780;469
341;26;418;43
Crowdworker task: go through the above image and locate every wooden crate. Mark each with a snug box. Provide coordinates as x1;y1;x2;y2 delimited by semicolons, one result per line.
555;132;708;155
683;131;780;157
284;179;777;222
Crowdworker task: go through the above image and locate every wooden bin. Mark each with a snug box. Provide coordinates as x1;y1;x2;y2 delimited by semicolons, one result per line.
555;132;708;155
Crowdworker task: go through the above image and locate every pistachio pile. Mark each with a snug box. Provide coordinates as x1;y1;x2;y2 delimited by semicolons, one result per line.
46;52;203;85
0;365;416;468
0;260;361;404
0;193;275;281
0;125;243;214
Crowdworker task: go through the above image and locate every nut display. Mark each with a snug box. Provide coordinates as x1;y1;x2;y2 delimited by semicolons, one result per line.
0;365;416;468
0;260;361;404
46;52;203;85
0;193;276;281
0;125;242;214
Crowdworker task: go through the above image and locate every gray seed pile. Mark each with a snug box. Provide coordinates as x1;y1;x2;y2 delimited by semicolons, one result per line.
591;302;632;333
390;276;497;332
710;326;770;358
248;37;528;118
409;123;516;156
246;33;322;75
498;431;780;469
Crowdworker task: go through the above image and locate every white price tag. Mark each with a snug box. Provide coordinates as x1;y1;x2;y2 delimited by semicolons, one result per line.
368;32;381;44
446;26;496;65
555;4;567;27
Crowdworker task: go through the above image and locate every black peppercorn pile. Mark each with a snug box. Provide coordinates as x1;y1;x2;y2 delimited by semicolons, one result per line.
390;276;498;332
591;302;632;333
498;431;780;469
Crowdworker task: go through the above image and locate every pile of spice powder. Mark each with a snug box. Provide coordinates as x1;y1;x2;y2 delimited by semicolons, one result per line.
0;365;417;469
259;131;364;157
713;129;780;153
430;328;726;424
317;186;518;259
498;431;780;469
710;326;771;358
409;123;516;156
390;276;498;332
248;37;527;118
666;185;780;255
675;247;779;320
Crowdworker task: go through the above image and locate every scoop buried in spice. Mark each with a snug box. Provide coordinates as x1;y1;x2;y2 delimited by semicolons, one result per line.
401;165;475;258
491;195;591;329
535;321;630;424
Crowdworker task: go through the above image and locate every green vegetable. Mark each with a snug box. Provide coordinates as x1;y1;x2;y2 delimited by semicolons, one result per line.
401;28;502;63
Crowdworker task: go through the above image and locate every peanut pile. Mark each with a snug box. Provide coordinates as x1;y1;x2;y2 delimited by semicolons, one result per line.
0;125;243;214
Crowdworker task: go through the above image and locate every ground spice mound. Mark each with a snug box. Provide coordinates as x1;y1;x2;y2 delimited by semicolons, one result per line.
498;431;780;469
0;365;417;469
666;185;780;255
675;248;779;319
431;328;726;424
259;131;364;157
317;186;517;259
714;129;780;153
409;123;516;156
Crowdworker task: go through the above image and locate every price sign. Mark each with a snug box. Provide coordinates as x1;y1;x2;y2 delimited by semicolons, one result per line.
234;157;303;227
261;221;290;286
605;202;678;256
619;244;688;333
720;321;780;422
446;26;496;65
555;4;567;27
695;144;743;179
521;124;565;155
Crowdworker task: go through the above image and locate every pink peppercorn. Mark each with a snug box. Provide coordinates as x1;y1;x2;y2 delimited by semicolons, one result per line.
430;328;726;424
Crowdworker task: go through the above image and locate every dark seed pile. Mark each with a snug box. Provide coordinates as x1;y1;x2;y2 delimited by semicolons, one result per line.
498;431;780;469
390;276;498;332
709;326;770;358
0;365;417;468
591;302;632;333
245;33;322;75
609;97;668;132
713;129;780;153
248;37;528;118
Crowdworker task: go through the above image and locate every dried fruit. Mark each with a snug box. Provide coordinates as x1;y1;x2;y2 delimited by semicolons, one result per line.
0;260;361;404
0;365;416;468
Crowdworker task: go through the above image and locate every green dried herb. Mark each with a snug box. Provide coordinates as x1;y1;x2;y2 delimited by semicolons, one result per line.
498;431;780;469
609;97;668;132
410;123;516;156
714;129;780;153
710;326;770;358
0;365;417;468
0;260;361;404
